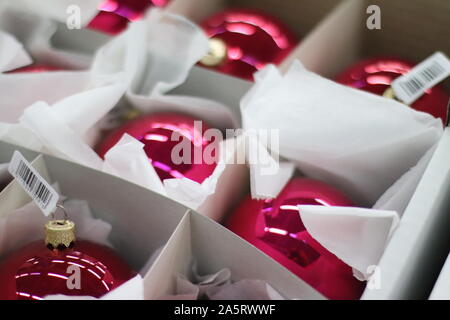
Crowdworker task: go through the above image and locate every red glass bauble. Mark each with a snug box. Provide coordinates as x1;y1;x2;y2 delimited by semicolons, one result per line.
96;112;218;184
336;57;449;124
226;178;365;300
0;240;136;300
88;0;170;35
7;65;61;73
199;8;298;80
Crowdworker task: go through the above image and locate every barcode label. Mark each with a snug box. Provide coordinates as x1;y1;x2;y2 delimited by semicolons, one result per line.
392;52;450;105
8;151;58;216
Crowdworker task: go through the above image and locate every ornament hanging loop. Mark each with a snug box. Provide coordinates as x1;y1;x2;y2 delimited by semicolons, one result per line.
50;204;69;223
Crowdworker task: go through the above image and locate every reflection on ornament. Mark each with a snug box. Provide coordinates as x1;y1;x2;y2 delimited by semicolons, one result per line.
226;178;365;300
96;113;218;184
336;57;450;124
0;217;135;300
8;65;61;73
88;0;170;34
200;8;297;80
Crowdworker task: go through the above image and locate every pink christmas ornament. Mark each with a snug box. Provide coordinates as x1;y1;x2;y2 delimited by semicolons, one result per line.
88;0;169;35
199;8;298;80
336;57;449;124
96;113;218;184
226;178;365;300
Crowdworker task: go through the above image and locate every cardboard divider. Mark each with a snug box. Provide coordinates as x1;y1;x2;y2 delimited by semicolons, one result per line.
168;0;339;39
143;211;192;299
0;155;49;218
429;253;450;300
1;0;450;300
144;210;325;299
0;141;188;274
282;0;450;91
362;128;450;299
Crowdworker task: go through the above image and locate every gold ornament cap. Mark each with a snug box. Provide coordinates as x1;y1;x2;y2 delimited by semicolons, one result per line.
45;219;76;249
123;108;142;121
200;38;227;67
383;87;399;101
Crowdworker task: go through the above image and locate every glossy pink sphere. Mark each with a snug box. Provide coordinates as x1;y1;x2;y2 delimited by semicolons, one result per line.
200;8;298;80
0;240;136;300
8;65;61;73
96;113;218;184
336;57;449;124
88;0;169;34
226;178;365;300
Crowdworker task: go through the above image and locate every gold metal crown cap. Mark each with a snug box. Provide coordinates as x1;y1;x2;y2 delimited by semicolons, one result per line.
45;220;76;248
383;87;399;101
200;37;227;67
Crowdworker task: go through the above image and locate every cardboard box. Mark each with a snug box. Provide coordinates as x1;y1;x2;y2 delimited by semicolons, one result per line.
1;0;450;300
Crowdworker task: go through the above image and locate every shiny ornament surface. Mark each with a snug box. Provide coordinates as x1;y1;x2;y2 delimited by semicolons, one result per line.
88;0;169;34
8;65;60;73
0;240;136;300
226;178;365;300
96;112;217;184
200;8;297;80
336;57;449;124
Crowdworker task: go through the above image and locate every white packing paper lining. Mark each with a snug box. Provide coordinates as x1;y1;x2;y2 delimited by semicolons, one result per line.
91;9;240;211
241;61;443;206
240;60;443;282
0;9;239;213
0;31;31;73
373;144;438;213
159;263;285;300
298;205;399;280
91;8;237;130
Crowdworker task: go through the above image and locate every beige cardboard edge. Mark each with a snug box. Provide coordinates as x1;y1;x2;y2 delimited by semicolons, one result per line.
429;253;450;300
362;128;450;299
188;211;325;300
0;154;52;218
143;207;325;300
280;0;363;77
167;0;225;23
143;209;192;300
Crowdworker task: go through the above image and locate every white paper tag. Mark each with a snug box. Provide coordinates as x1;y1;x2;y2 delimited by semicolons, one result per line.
8;151;59;216
392;52;450;105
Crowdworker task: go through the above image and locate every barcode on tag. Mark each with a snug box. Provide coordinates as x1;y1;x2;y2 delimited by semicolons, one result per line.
392;52;450;105
8;151;58;216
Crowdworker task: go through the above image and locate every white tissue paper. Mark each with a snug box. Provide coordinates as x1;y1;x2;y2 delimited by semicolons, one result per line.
373;144;437;214
92;9;241;212
91;8;236;129
160;264;285;300
0;31;32;73
241;60;443;206
241;60;442;282
298;205;399;280
0;9;240;213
